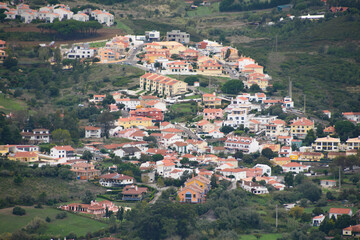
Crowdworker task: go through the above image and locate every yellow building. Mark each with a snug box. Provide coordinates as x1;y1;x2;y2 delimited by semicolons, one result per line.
146;41;186;55
242;64;264;74
117;116;153;129
271;157;291;166
245;73;270;91
300;152;324;161
202;93;221;108
198;56;223;75
8;152;39;162
184;175;211;194
290;117;315;139
140;73;187;96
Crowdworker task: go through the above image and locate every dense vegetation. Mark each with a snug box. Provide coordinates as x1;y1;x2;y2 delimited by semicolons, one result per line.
220;0;291;12
38;20;103;38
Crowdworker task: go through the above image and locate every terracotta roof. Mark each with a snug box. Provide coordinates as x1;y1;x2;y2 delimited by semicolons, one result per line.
291;117;314;126
85;126;101;131
13;152;37;158
53;146;74;151
283;162;306;168
329;208;352;214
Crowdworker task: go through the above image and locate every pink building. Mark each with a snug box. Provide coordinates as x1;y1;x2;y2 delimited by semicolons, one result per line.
203;108;223;120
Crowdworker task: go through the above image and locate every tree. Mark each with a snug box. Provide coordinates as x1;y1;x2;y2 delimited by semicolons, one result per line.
234;150;243;159
180;157;189;165
117;207;124;221
184;76;199;86
13;175;23;185
312;207;324;216
284;172;294;187
52;129;72;145
102;94;115;107
289;206;304;218
303;129;316;146
82;190;94;204
81;150;93;161
157;177;165;188
225;48;231;59
13;207;26;216
261;148;274;159
3;56;18;69
152;154;164;161
221;80;244;94
296;182;322;202
54;47;62;64
97;111;115;138
220;125;234;134
211;175;218;189
249;84;261;93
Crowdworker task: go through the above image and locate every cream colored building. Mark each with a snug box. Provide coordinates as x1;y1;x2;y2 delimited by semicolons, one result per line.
140;73;187;96
312;136;341;152
346;136;360;151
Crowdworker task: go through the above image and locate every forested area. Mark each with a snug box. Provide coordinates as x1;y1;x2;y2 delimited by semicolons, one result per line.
38;20;103;37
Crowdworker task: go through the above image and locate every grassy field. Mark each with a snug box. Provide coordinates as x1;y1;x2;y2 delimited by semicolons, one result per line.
239;233;282;240
114;20;134;34
186;2;220;18
169;102;198;122
0;94;27;113
0;206;107;236
0;176;105;202
89;41;107;48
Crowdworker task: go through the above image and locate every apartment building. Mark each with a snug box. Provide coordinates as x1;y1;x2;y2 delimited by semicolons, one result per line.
139;73;188;96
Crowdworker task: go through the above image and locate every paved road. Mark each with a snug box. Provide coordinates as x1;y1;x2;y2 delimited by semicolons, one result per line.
174;124;201;140
144;184;170;204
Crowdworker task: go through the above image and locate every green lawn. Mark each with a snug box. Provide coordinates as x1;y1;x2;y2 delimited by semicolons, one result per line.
0;94;26;113
89;41;107;48
0;206;107;237
239;233;282;240
184;94;201;99
114;20;134;34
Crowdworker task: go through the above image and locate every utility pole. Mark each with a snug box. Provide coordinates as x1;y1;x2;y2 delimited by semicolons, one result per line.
275;35;278;53
304;94;306;114
276;204;278;229
289;77;292;99
339;166;341;189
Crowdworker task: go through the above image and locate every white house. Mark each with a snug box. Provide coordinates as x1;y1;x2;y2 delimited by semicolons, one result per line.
207;128;224;138
312;215;325;227
85;126;101;138
254;164;272;176
66;45;95;59
219;168;247;181
50;146;75;159
93;11;114;26
329;208;353;219
72;13;89;22
99;173;134;187
225;135;260;153
282;162;310;174
53;7;73;20
240;180;269;195
238;57;255;71
114;147;141;159
116;98;140;111
156;160;176;177
161;134;182;147
320;180;337;188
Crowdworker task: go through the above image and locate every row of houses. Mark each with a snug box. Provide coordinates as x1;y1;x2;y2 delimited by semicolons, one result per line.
3;3;114;26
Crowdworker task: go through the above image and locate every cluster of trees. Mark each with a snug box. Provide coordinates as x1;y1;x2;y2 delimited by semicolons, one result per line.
0;111;21;145
38;20;103;38
119;183;263;239
220;0;291;12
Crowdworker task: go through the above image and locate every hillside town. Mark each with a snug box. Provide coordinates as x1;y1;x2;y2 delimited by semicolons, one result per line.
0;6;360;238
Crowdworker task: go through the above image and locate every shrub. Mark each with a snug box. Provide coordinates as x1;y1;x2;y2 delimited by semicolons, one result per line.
56;212;67;219
13;206;26;216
